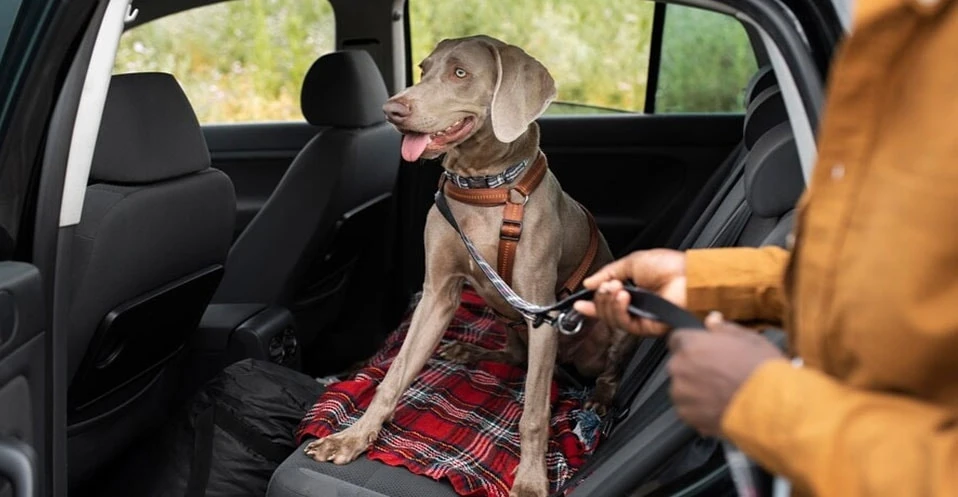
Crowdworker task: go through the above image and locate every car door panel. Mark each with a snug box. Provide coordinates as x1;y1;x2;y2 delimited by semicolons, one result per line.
0;262;45;497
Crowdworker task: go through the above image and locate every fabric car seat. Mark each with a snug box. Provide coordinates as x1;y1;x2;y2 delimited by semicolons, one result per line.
66;72;236;486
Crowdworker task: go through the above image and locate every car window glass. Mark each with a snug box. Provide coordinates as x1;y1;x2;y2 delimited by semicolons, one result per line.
655;5;757;113
409;0;656;115
113;0;335;123
0;0;24;62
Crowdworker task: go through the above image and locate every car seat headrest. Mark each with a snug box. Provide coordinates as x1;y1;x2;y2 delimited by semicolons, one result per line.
743;86;787;150
301;50;390;128
744;66;777;105
744;122;804;218
91;73;211;184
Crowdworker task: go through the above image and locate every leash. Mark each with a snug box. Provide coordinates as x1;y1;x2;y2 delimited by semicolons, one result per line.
434;188;585;334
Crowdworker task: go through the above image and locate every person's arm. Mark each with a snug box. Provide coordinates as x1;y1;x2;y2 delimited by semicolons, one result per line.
685;246;789;324
722;360;958;497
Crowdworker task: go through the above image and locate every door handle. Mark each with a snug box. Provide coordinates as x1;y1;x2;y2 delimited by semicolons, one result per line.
0;437;36;497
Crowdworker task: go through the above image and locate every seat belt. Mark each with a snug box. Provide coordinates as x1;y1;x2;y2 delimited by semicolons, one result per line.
675;146;747;249
601;176;752;439
709;201;751;248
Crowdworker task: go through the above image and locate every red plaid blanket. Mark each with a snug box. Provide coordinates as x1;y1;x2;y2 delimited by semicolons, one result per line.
296;289;602;497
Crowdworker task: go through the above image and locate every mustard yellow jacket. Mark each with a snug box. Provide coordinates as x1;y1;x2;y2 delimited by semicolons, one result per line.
684;0;958;495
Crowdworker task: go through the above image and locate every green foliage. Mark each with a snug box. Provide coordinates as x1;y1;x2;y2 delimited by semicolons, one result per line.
408;0;655;113
115;0;334;122
655;7;757;113
114;0;756;123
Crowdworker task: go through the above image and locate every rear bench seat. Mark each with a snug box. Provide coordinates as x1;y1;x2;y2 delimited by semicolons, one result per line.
265;66;802;497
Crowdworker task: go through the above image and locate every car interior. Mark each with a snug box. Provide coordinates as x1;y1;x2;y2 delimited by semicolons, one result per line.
0;0;845;495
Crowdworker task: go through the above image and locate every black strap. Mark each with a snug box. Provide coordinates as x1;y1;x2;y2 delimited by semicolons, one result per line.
709;201;751;248
604;197;751;436
597;286;704;437
672;145;747;250
185;405;217;497
213;406;291;463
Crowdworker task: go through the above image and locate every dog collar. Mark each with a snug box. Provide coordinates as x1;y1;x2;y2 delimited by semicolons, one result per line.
443;159;529;189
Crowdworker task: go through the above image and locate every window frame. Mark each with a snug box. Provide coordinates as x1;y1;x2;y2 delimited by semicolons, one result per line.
643;2;666;114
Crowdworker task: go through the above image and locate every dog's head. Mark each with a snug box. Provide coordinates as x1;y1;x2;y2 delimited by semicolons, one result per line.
383;35;557;162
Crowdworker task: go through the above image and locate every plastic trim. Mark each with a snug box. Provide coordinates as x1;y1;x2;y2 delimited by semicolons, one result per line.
58;0;136;227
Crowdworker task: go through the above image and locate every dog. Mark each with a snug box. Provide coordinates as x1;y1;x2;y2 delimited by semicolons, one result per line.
305;35;637;497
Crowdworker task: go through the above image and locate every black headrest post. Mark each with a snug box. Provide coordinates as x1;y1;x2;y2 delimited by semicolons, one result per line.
300;50;390;128
91;73;211;184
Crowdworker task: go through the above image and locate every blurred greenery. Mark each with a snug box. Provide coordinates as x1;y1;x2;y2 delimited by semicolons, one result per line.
114;0;756;123
115;0;335;122
656;7;757;113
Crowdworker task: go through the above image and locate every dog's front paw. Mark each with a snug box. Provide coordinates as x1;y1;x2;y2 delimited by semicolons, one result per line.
509;469;549;497
583;399;609;417
438;341;487;364
585;378;617;417
304;425;378;465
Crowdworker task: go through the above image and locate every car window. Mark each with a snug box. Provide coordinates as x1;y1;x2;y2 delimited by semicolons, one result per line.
409;1;757;115
0;0;24;62
409;0;655;115
113;0;335;124
655;5;758;113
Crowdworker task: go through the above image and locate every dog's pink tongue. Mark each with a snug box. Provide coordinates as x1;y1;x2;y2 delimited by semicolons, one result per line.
401;133;431;162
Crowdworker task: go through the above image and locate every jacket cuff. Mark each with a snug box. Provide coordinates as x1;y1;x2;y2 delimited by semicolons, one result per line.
685;247;788;323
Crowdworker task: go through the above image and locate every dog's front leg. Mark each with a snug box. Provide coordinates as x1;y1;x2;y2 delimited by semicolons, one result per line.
305;275;464;465
510;277;560;497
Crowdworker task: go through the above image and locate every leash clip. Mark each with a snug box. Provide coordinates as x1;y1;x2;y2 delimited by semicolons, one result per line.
556;311;584;335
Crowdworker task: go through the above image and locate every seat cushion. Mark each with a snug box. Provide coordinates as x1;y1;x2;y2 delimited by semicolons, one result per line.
277;289;600;497
268;442;460;497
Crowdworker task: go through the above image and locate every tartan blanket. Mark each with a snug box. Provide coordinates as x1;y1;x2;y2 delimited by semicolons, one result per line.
296;288;603;497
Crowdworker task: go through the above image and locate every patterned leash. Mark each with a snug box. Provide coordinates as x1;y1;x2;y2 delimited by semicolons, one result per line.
433;188;586;334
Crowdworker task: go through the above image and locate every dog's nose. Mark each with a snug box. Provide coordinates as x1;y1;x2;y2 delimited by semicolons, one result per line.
383;99;412;123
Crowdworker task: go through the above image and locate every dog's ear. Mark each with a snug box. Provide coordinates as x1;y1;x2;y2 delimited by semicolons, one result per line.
488;44;557;144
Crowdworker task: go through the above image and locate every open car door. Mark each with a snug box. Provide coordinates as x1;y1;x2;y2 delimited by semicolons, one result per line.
0;0;52;494
0;263;44;497
0;0;109;495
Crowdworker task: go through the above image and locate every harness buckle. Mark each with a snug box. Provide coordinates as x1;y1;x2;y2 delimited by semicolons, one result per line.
500;219;522;242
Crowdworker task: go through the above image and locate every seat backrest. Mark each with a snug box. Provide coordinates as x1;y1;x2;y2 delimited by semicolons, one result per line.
211;50;401;353
685;85;791;249
738;121;803;247
66;72;235;482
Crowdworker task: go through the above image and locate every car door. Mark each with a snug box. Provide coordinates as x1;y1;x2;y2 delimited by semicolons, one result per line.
0;1;62;496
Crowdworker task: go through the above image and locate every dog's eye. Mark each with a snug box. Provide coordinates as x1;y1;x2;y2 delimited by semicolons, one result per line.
454;68;468;79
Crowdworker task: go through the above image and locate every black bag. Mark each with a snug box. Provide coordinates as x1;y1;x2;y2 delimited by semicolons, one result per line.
99;358;325;497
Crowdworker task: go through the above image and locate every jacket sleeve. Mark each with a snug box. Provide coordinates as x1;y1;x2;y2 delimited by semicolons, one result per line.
684;246;790;324
722;360;958;497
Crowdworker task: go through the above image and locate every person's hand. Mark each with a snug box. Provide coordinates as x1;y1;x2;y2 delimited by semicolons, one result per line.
573;249;687;336
667;312;785;436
